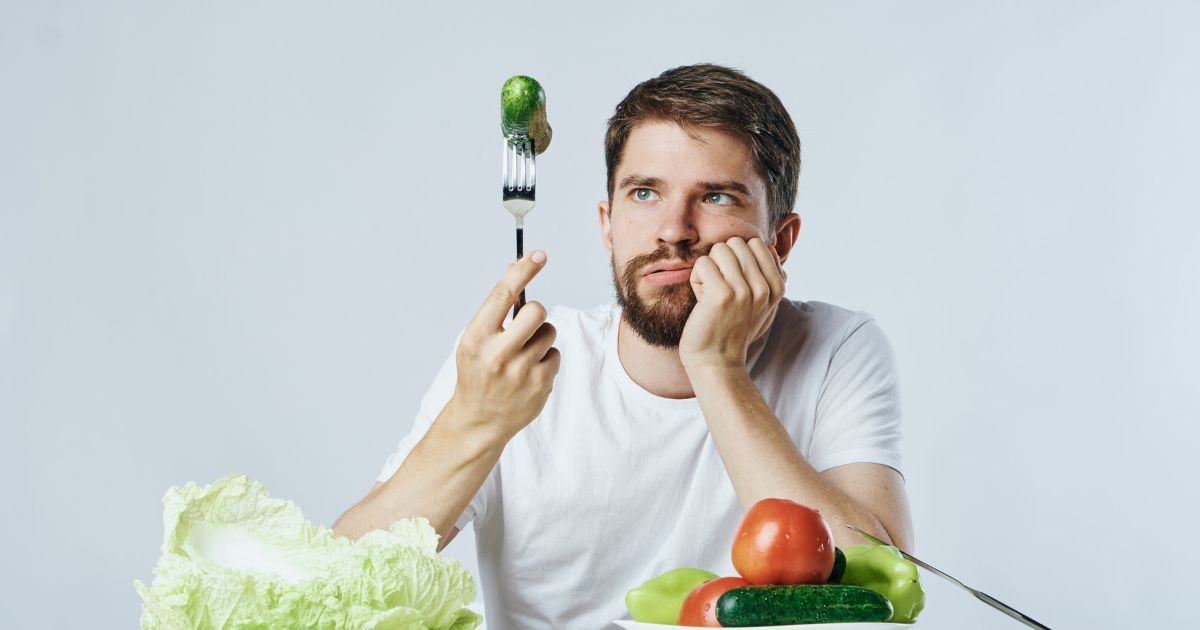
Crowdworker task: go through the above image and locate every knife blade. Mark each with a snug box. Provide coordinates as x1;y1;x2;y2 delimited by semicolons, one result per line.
844;524;1053;629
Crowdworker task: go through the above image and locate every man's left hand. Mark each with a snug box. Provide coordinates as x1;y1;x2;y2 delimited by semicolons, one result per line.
679;236;787;371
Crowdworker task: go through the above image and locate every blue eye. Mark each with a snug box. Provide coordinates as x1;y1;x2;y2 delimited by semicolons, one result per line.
705;192;736;205
633;188;659;201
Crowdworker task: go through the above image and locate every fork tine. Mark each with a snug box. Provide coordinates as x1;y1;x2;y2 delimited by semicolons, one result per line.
525;139;535;191
521;140;530;191
511;136;520;188
502;138;507;190
513;140;523;192
502;138;511;191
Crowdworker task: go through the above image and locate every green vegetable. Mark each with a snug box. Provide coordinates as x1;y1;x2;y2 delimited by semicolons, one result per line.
501;75;552;154
625;567;718;624
716;584;893;626
828;547;847;582
133;475;481;630
839;544;926;623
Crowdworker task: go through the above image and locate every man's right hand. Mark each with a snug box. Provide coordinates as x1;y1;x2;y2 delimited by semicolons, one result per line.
447;250;561;442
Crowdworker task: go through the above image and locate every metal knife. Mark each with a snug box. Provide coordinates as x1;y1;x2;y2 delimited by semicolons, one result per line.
845;524;1053;629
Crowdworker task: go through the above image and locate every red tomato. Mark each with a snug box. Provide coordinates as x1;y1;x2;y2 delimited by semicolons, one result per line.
731;498;835;585
677;576;749;627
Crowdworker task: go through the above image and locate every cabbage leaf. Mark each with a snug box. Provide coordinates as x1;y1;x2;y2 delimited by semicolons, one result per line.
134;475;481;630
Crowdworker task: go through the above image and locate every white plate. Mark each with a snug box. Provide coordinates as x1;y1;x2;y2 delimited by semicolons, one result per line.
614;622;910;629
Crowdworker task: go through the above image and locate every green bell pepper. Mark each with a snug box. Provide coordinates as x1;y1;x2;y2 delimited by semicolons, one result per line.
625;567;718;624
839;544;926;623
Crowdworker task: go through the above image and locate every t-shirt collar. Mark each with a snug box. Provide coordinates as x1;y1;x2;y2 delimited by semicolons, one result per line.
603;304;772;413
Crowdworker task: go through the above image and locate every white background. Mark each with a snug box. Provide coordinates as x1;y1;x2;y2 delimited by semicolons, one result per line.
3;1;1198;628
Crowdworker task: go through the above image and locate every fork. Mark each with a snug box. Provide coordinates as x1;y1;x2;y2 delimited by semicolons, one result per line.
502;135;536;319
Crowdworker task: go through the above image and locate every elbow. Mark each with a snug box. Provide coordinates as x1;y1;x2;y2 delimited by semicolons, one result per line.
878;518;914;552
331;513;362;540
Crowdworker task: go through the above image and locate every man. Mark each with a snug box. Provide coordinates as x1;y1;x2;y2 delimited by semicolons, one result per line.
334;64;913;629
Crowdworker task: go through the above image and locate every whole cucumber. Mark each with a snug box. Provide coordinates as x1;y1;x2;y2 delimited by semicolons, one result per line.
716;584;894;627
500;75;552;154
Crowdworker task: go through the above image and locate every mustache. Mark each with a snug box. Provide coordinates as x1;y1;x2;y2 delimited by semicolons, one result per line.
621;242;715;287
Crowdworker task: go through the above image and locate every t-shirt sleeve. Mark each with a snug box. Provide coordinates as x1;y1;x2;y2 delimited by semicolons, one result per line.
808;315;905;476
375;335;493;531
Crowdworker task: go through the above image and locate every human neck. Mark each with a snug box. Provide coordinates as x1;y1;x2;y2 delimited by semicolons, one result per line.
616;318;696;399
615;305;782;399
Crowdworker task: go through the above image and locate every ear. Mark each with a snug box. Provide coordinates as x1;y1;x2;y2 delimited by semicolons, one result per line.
771;213;801;265
598;200;613;256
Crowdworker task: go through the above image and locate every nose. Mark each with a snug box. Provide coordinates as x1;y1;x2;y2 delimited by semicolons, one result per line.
654;195;699;251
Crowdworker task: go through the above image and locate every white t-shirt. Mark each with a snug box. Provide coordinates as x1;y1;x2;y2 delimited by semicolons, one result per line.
376;299;904;630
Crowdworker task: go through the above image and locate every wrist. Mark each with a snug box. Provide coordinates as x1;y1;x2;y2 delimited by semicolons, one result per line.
681;361;752;388
680;349;749;374
441;396;515;452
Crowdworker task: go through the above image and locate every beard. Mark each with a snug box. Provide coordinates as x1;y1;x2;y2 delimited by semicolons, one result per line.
611;242;713;348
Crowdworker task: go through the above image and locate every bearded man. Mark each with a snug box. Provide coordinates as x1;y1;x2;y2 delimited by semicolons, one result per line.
334;63;913;629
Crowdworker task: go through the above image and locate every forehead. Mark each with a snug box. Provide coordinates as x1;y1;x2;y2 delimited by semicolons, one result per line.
617;121;765;194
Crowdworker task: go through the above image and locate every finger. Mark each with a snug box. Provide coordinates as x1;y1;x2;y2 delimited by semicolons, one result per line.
727;238;771;304
689;255;729;302
536;347;562;388
519;321;557;363
497;301;548;354
708;242;750;301
748;238;786;301
467;251;548;336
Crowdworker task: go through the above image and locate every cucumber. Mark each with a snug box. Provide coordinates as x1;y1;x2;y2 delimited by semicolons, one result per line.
716;584;893;627
501;75;552;154
828;547;847;583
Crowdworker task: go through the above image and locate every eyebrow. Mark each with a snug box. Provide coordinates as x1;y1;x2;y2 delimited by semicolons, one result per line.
617;174;662;190
617;174;753;197
699;180;753;196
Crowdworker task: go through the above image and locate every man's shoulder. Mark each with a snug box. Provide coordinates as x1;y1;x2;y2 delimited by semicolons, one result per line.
544;303;617;343
545;302;614;321
753;299;889;382
776;299;877;338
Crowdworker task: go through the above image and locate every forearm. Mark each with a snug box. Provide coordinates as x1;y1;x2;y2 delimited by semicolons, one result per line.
333;399;506;548
689;367;897;550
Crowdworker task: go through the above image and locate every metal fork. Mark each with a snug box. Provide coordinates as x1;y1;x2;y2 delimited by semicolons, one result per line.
502;136;536;319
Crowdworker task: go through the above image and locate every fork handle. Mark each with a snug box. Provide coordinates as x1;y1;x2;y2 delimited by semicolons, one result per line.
513;227;527;320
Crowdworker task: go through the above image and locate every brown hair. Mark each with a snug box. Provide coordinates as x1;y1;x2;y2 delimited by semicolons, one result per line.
604;63;801;227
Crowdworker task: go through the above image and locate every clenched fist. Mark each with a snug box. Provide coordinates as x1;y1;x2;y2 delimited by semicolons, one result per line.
679;237;786;371
447;250;561;442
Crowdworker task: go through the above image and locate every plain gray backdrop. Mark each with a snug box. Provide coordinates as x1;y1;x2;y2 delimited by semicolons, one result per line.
3;1;1198;628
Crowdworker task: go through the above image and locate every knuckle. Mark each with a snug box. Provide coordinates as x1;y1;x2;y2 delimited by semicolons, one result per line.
484;355;506;374
508;360;531;379
490;286;516;305
457;336;479;355
525;301;547;321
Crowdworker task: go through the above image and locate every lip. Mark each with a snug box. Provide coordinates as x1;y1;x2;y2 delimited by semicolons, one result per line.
642;261;694;276
642;262;694;286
